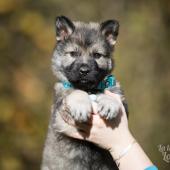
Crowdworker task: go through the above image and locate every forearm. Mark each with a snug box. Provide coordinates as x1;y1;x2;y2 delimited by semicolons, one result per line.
110;130;153;170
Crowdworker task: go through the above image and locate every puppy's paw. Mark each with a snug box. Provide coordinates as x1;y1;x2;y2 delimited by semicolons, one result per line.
65;90;92;122
96;94;120;120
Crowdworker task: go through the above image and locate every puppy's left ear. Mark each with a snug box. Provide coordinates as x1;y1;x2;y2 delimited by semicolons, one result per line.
100;20;119;46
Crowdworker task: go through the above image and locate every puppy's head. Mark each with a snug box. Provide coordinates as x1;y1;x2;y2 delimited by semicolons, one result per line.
52;16;119;91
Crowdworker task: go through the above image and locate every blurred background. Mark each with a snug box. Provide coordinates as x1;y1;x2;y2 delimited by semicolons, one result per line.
0;0;170;169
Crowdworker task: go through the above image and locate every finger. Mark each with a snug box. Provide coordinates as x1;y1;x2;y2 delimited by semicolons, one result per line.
92;101;98;114
104;90;121;102
91;114;106;126
74;121;93;132
60;111;76;126
74;115;104;132
104;90;126;113
67;131;85;140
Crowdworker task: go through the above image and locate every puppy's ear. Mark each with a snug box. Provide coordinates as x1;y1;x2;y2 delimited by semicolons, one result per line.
100;20;119;46
55;16;75;41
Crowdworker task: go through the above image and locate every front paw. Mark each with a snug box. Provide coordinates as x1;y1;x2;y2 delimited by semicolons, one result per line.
96;94;120;120
65;90;92;122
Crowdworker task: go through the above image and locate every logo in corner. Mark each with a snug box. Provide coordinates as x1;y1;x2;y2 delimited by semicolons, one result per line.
158;144;170;163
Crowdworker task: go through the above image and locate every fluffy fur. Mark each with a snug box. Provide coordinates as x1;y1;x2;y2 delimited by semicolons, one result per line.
41;16;127;170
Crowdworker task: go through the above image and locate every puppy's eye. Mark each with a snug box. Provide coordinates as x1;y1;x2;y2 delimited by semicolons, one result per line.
69;51;79;57
93;52;103;59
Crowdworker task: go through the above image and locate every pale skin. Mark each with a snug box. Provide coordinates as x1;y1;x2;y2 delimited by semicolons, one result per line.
60;90;154;170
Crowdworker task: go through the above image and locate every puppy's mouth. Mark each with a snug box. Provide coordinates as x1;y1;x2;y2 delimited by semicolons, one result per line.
79;77;90;84
80;79;88;83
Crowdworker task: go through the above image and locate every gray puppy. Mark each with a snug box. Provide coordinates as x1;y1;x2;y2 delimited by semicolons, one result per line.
41;16;128;170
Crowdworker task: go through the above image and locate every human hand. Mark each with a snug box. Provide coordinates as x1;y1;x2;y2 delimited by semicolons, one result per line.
59;90;134;159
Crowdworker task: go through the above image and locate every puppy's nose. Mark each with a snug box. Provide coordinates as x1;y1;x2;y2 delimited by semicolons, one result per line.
79;65;90;75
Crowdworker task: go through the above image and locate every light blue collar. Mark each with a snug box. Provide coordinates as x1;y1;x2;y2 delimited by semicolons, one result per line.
62;75;116;91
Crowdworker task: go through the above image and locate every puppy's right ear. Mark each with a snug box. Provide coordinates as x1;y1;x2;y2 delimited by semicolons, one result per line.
100;19;119;46
55;16;75;41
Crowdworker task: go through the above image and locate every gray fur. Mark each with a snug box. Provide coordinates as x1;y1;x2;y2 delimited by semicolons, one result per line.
42;16;127;170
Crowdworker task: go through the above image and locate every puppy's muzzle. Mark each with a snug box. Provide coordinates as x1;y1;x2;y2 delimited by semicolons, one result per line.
79;64;90;76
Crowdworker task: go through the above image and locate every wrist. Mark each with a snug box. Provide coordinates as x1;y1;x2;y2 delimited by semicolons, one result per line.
109;130;135;159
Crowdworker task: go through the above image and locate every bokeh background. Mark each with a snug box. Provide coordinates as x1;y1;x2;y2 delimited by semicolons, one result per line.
0;0;170;169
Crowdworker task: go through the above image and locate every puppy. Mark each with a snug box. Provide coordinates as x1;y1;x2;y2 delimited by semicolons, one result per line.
41;16;128;170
